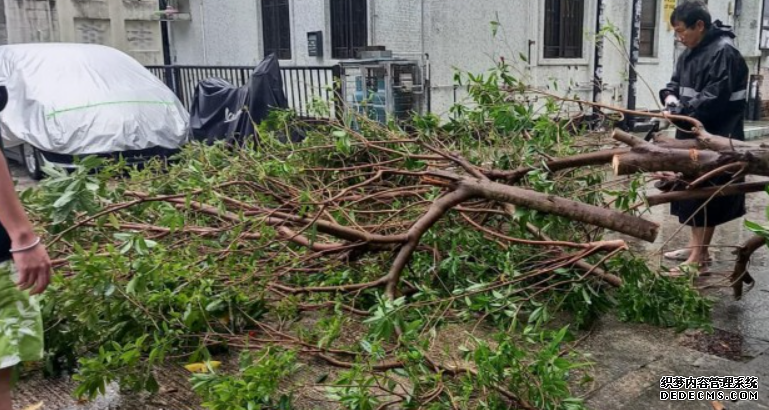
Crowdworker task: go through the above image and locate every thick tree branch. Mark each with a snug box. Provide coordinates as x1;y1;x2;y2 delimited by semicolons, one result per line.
483;148;629;183
385;187;474;298
646;181;769;206
731;235;763;300
461;178;659;242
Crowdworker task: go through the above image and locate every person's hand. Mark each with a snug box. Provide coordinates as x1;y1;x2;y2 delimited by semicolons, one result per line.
667;104;686;116
652;171;684;192
653;171;678;180
664;95;680;108
13;241;52;295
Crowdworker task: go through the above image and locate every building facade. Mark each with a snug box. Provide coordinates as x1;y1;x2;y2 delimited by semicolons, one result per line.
167;0;767;116
0;0;164;65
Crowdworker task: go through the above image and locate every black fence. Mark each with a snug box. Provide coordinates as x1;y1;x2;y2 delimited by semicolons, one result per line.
146;65;342;120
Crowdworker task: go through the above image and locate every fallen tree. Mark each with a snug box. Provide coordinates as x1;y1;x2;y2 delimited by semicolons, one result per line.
27;72;766;409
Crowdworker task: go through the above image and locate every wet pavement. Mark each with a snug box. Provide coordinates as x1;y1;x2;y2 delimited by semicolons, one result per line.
9;138;769;408
582;145;769;409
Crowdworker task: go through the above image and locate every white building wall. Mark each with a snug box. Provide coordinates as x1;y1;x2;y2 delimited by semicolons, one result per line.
166;0;203;64
422;0;532;115
168;0;260;65
287;0;326;65
169;0;768;116
371;0;422;61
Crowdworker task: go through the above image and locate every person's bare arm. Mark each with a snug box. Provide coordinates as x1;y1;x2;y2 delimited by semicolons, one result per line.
0;153;51;294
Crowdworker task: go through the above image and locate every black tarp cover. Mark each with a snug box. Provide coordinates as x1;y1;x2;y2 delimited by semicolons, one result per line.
190;53;288;145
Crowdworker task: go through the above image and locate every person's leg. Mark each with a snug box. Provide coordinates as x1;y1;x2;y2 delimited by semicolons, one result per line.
0;367;12;410
0;262;16;410
665;225;715;276
0;261;45;409
684;225;715;266
665;225;715;262
665;201;696;261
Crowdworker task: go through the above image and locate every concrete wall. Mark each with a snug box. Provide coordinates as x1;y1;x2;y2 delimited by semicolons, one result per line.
0;0;58;44
170;0;769;116
58;0;163;65
0;1;7;45
0;0;162;65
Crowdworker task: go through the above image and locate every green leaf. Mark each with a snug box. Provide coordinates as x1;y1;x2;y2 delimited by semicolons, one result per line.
745;220;768;235
206;300;226;313
144;374;160;393
108;213;121;230
490;20;500;37
126;276;140;295
315;373;329;383
392;368;408;377
103;283;116;297
52;190;76;208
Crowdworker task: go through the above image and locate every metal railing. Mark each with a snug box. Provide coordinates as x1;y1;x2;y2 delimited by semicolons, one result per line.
146;65;342;119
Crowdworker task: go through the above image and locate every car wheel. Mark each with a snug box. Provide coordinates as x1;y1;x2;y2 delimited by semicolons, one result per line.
22;143;43;180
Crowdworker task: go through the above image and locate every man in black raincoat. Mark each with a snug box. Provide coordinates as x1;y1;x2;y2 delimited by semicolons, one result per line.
658;1;748;276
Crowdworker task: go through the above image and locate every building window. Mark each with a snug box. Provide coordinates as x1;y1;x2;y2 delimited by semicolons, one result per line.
640;0;658;57
331;0;368;59
543;0;585;59
262;0;291;60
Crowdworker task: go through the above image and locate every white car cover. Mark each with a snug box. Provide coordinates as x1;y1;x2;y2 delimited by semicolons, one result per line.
0;43;189;154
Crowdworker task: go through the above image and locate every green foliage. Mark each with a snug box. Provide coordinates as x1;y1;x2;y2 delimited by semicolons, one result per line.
464;327;589;410
326;366;383;410
29;156;111;226
613;257;713;330
73;334;164;399
22;60;713;409
745;219;769;241
191;348;298;410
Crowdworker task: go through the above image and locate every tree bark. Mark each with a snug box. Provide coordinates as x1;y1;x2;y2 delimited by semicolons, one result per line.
385;187;474;298
612;145;726;177
646;181;769;206
731;235;764;300
461;178;659;242
484;148;629;182
613;130;769;178
650;132;754;151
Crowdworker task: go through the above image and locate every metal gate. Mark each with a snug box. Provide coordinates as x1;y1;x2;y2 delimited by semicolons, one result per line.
146;65;343;120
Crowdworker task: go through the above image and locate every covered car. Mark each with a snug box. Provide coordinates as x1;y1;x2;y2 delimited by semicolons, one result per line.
0;43;189;179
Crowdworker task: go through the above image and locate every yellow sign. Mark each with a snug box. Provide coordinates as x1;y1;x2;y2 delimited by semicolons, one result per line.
663;0;676;31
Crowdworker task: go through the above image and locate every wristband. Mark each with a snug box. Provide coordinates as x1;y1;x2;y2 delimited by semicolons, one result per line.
9;237;42;254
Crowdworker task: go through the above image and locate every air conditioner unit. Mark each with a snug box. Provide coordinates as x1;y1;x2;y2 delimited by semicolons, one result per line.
340;59;424;124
